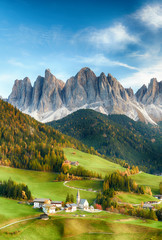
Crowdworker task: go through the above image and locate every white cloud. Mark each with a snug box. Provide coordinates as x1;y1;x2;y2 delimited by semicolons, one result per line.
120;61;162;91
135;4;162;29
73;23;138;50
78;54;138;70
8;59;25;68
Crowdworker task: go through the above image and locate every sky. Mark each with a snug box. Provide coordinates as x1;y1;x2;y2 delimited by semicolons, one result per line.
0;0;162;97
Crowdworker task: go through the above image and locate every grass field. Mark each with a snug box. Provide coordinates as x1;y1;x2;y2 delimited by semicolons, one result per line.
130;172;162;195
67;180;103;191
116;192;159;204
0;210;161;240
63;148;125;176
0;197;40;226
0;166;96;204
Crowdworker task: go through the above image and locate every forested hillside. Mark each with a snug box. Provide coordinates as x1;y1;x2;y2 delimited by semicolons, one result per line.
0;100;96;172
48;109;162;173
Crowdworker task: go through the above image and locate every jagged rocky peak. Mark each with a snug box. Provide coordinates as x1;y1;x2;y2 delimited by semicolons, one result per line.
136;78;161;105
125;87;134;98
44;68;65;89
8;77;33;110
99;72;107;80
135;84;147;102
75;67;96;86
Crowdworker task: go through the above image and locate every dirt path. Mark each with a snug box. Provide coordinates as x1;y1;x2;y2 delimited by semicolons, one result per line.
0;217;39;230
63;181;98;192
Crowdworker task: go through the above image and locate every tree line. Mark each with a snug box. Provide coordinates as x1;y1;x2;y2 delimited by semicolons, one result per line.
0;179;32;200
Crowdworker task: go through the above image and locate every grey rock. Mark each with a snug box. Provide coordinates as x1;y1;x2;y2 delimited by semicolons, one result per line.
8;77;33;110
7;67;162;124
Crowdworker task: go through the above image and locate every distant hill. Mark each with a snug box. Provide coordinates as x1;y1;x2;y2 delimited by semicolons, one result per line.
48;109;162;173
0;100;96;172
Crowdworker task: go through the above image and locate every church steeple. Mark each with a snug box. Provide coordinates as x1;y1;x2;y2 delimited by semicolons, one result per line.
76;190;80;206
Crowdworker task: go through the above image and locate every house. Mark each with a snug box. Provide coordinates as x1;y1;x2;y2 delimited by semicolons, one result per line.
154;195;162;200
70;161;79;166
142;204;154;210
51;201;62;208
64;203;77;212
40;213;49;220
90;205;94;211
42;204;56;214
33;198;51;208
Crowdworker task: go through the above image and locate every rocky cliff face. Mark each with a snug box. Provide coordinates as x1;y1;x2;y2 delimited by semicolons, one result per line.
8;68;162;124
135;78;162;122
8;77;33;110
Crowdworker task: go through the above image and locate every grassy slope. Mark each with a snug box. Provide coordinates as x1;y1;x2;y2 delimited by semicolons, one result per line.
0;197;40;226
116;192;158;204
67;180;103;191
64;148;162;195
48;109;162;173
0;166;96;204
63;148;125;176
0;211;161;240
131;172;162;195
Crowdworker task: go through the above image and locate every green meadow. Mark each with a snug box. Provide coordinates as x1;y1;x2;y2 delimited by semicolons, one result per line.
0;149;161;239
66;180;103;191
116;192;159;204
0;166;96;204
0;210;161;240
63;148;125;176
0;197;40;226
131;172;162;195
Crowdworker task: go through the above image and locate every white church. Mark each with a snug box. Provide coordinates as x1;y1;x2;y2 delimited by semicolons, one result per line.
76;190;89;209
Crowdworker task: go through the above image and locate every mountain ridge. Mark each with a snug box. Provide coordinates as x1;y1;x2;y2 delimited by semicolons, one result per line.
48;109;162;173
8;67;162;124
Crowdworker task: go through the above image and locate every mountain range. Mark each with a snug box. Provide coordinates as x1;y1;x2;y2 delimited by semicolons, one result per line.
8;67;162;124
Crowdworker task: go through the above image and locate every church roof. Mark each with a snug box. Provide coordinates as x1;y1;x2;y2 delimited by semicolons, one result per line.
79;199;88;205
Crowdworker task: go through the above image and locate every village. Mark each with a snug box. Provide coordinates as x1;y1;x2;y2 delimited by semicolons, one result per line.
32;190;98;219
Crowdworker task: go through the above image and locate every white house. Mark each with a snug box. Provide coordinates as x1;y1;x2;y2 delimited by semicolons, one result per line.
51;201;62;208
42;204;56;214
65;203;77;212
33;198;51;208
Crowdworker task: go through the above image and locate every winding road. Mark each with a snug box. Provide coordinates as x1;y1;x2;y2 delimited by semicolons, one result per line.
0;216;39;230
63;181;99;192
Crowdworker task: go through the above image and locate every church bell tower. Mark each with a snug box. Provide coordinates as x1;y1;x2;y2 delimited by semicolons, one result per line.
76;190;80;206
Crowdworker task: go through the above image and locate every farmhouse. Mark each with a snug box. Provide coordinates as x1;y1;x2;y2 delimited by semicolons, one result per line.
154;195;162;200
51;201;62;208
65;203;77;212
42;204;56;214
33;198;51;208
142;204;154;210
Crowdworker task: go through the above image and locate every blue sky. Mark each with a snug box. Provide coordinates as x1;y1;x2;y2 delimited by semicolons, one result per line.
1;0;162;97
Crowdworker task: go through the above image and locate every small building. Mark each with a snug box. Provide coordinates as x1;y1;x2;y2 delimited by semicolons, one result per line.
51;201;62;208
40;213;49;220
142;204;154;210
42;204;56;215
65;203;77;212
33;198;51;208
154;195;162;200
79;199;89;209
90;205;94;211
71;161;79;166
